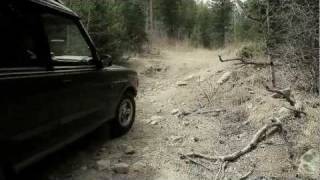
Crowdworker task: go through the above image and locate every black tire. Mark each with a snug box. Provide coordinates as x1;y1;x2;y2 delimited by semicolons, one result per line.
0;164;13;180
111;93;136;137
0;166;6;180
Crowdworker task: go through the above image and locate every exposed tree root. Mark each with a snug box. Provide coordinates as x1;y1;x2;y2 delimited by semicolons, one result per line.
180;118;283;179
182;118;282;162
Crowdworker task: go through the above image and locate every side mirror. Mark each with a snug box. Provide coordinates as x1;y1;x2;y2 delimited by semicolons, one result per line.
101;54;113;67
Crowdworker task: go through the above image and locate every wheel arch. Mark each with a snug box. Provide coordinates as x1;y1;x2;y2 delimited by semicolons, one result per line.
123;86;137;97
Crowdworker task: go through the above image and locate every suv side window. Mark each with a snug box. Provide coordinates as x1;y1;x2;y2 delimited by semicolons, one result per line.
42;14;93;66
0;4;44;68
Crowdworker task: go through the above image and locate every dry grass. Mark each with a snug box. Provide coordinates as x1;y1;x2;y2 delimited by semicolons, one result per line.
222;106;250;123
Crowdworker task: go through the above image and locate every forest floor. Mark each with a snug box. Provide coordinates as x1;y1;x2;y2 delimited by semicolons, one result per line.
22;44;320;180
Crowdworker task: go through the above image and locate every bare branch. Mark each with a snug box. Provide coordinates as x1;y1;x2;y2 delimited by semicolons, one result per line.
181;118;283;162
219;55;272;66
265;86;296;106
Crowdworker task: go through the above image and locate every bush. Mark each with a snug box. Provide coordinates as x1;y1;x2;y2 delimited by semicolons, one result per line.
237;43;266;60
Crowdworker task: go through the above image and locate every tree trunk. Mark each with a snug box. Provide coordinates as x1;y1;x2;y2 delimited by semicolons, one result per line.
149;0;153;33
266;0;276;88
87;8;91;32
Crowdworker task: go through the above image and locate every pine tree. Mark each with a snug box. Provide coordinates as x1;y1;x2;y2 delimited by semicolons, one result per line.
209;0;233;47
158;0;181;38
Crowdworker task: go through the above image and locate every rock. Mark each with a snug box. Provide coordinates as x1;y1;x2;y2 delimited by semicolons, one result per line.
171;109;180;115
278;107;294;120
242;120;250;126
217;71;232;85
100;147;107;152
199;76;206;82
298;149;320;179
154;67;162;72
171;136;183;143
125;146;136;155
81;166;88;171
151;115;163;121
112;163;129;174
281;87;291;97
150;120;159;125
177;110;191;118
247;103;253;109
149;115;164;125
97;159;111;171
255;97;263;103
176;81;188;86
295;100;304;112
249;177;277;180
193;137;200;142
184;75;195;81
271;88;291;99
132;161;146;172
271;93;282;98
212;111;220;117
216;70;224;74
311;101;320;108
183;121;190;126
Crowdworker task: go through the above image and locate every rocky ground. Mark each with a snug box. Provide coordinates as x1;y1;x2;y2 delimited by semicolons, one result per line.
21;45;320;180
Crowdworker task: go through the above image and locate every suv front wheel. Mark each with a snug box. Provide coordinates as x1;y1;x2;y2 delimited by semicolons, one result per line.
111;93;136;137
0;166;5;180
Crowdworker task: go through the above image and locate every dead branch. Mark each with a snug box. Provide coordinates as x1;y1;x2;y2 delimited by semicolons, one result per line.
181;118;282;162
239;167;254;180
218;55;272;66
215;161;228;180
265;86;296;106
196;109;226;115
181;119;282;180
280;130;297;170
218;55;243;62
179;153;214;172
284;106;307;118
219;118;282;161
182;152;217;161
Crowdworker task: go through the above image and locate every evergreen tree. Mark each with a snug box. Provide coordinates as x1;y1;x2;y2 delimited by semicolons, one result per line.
158;0;181;38
209;0;233;47
122;0;147;52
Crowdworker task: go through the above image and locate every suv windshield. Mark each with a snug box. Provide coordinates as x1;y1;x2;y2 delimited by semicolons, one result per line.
42;14;92;63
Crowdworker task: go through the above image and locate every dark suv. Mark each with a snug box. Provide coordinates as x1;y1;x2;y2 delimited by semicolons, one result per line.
0;0;138;178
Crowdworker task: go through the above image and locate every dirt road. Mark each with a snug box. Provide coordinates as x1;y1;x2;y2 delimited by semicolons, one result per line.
23;45;319;180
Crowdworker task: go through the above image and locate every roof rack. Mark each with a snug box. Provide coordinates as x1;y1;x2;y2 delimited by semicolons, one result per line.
28;0;78;18
53;0;64;4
